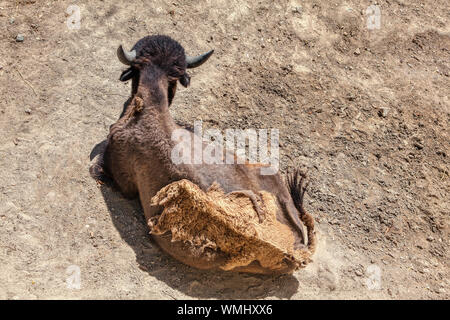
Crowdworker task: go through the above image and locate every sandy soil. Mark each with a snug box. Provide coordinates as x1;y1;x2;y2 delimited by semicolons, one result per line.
0;0;448;299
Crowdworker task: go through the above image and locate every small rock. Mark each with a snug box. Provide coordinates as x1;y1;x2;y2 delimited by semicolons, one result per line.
419;268;430;274
378;107;390;117
25;108;31;114
292;6;302;14
426;236;434;242
10;17;15;24
16;34;24;42
329;219;340;225
232;35;238;40
354;48;361;55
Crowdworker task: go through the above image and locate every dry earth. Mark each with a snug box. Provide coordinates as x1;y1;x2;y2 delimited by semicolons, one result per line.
0;0;449;299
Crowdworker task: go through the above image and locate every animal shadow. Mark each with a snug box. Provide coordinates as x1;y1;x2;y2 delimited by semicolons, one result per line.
91;141;299;299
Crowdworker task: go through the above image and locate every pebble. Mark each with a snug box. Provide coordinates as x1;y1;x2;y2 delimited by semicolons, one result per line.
418;268;429;274
25;108;31;114
10;17;15;24
16;34;24;42
414;142;424;150
378;107;390;117
292;6;302;14
354;48;361;55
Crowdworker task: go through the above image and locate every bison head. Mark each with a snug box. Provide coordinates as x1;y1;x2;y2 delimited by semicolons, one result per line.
117;35;213;105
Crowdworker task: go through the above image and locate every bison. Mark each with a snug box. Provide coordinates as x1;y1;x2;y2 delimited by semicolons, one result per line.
90;35;315;274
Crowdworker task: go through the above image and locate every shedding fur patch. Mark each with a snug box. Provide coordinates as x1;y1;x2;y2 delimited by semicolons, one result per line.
150;179;314;273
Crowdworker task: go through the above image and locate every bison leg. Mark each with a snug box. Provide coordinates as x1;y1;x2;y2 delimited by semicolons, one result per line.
89;140;111;185
227;190;266;223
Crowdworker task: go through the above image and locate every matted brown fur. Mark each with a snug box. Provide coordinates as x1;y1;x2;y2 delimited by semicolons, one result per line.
150;179;315;274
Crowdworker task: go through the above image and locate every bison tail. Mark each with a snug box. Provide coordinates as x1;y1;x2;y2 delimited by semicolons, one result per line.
287;169;316;256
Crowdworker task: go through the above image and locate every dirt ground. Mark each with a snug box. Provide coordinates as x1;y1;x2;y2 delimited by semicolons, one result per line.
0;0;448;300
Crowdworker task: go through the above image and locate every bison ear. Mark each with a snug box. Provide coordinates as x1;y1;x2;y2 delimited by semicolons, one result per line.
119;68;135;82
179;73;190;87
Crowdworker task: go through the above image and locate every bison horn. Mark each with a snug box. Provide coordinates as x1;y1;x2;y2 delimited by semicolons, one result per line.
117;45;136;65
186;49;214;68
